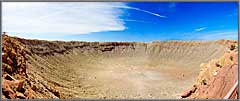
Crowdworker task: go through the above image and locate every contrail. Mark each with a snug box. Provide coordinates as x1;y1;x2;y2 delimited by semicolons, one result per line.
22;4;166;26
123;19;157;24
112;6;167;18
194;27;207;32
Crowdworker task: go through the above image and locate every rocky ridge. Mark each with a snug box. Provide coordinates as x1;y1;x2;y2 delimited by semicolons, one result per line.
181;40;238;99
2;34;61;99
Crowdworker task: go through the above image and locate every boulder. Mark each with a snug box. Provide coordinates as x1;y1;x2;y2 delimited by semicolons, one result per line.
16;92;26;99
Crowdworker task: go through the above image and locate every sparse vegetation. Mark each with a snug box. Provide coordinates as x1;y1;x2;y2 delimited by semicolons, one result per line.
230;44;236;51
202;79;207;85
215;63;221;67
230;56;233;61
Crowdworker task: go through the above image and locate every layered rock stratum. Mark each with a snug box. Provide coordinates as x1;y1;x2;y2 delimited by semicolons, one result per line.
1;34;238;99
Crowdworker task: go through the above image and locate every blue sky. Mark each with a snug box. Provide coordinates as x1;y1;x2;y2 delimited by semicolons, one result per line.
3;2;238;42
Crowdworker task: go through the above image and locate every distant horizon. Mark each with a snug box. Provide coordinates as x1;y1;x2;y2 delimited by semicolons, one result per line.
3;33;238;43
3;2;238;41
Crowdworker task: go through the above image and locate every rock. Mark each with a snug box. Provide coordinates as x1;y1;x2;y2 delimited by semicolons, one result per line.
2;52;8;62
2;94;7;99
213;72;217;76
8;92;16;99
51;89;60;98
2;81;16;99
9;49;17;59
229;86;238;99
16;92;26;99
5;74;16;81
2;34;34;99
7;57;13;65
181;90;192;98
31;84;38;91
183;41;238;99
16;80;25;92
190;85;197;93
187;64;238;99
181;85;197;98
2;63;12;74
231;52;238;64
24;88;33;98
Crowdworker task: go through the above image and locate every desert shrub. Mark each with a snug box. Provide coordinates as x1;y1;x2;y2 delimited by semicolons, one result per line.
202;79;207;85
230;44;236;51
215;63;221;67
230;56;233;61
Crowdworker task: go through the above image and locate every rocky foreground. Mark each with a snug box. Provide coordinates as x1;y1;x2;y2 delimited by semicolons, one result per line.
1;34;238;99
181;40;238;99
2;34;60;98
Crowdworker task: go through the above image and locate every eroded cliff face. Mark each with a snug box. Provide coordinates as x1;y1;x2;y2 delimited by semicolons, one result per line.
2;34;60;99
181;41;238;99
2;34;236;99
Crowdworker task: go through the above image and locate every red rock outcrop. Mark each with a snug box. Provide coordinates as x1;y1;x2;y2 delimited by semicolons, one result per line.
2;33;33;99
181;41;238;99
2;34;61;99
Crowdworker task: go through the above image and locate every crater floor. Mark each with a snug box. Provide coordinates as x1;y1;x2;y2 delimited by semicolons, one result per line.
21;40;227;99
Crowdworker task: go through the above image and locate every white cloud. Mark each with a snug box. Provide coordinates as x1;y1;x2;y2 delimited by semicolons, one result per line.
194;27;207;32
182;30;238;40
3;2;127;36
195;31;238;40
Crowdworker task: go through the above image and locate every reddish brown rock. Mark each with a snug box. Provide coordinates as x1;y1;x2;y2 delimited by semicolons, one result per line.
24;88;33;98
190;85;197;93
181;90;192;98
7;57;13;65
16;92;26;99
2;94;7;99
2;80;16;99
229;86;238;99
181;85;197;98
183;42;238;99
2;34;32;99
2;34;62;99
231;52;238;64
